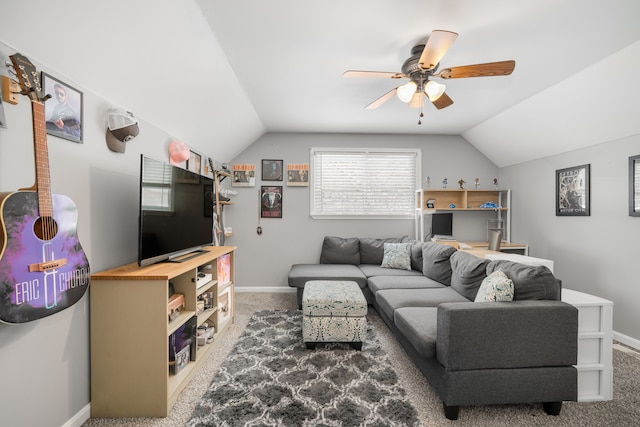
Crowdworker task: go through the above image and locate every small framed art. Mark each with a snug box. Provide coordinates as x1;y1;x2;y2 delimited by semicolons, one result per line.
630;155;640;217
262;159;283;181
187;150;202;174
42;72;83;143
261;185;282;218
232;164;256;187
556;164;590;216
286;163;309;186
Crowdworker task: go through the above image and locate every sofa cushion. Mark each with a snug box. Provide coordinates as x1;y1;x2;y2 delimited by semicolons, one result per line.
319;236;360;265
358;264;423;278
359;237;405;265
406;239;424;272
375;288;469;321
449;250;490;301
475;270;514;302
421;242;457;284
381;242;412;270
288;264;367;288
367;275;445;295
486;260;561;301
394;307;438;359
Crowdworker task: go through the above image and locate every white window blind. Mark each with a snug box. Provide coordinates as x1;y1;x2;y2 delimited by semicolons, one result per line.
311;148;420;218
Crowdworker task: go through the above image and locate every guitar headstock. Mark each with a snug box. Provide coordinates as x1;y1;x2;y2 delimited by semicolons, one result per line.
8;53;45;102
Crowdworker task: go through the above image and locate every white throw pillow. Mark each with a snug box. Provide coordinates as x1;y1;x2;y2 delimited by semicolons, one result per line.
474;269;514;302
381;242;412;270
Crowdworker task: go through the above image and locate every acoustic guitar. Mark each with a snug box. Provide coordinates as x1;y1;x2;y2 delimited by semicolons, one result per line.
0;53;90;324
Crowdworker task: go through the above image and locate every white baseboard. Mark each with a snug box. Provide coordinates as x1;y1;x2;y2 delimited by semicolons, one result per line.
235;286;296;293
613;330;640;351
63;403;90;427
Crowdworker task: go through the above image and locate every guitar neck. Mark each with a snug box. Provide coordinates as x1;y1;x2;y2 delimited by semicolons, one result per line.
31;101;53;217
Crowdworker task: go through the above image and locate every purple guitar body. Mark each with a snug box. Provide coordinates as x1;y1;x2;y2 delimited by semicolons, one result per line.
0;191;90;323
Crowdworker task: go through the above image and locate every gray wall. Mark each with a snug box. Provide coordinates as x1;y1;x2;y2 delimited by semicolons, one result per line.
500;133;640;342
224;132;500;288
0;43;199;427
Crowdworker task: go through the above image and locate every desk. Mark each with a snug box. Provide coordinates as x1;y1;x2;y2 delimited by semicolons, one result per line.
463;241;529;255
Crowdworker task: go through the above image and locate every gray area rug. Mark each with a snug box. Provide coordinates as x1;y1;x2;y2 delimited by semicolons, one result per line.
187;309;421;427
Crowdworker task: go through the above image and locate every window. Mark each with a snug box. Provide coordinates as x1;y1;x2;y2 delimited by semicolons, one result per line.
311;147;421;218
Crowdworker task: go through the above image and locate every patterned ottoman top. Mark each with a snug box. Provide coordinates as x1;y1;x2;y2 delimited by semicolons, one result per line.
303;280;368;317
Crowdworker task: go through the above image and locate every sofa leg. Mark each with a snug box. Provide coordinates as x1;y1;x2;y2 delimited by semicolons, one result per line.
543;401;563;416
443;402;459;420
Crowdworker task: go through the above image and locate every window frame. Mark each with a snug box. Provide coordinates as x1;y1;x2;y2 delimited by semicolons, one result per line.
310;147;421;219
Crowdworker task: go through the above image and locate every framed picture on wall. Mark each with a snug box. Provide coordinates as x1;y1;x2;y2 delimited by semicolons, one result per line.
262;159;283;181
232;164;256;187
286;163;309;186
630;155;640;217
556;164;590;216
187;150;202;174
42;72;83;143
261;185;282;218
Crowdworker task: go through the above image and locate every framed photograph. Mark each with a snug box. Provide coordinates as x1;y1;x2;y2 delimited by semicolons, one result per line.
187;150;202;174
232;164;256;187
262;159;283;181
630;155;640;217
286;163;309;186
42;72;83;143
261;185;282;218
556;164;590;216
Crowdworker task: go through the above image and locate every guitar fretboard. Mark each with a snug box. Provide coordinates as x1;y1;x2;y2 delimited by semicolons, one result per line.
31;101;53;219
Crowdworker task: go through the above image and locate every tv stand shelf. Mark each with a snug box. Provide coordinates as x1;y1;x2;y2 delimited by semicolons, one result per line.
89;246;236;418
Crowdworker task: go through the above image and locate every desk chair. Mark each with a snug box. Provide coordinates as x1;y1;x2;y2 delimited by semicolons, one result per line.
488;230;502;251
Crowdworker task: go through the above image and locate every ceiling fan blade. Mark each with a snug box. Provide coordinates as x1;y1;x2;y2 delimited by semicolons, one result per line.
438;60;516;79
431;92;454;109
419;30;458;70
366;88;397;109
343;70;405;79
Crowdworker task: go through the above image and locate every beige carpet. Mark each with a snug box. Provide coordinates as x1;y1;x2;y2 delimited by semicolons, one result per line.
83;292;640;427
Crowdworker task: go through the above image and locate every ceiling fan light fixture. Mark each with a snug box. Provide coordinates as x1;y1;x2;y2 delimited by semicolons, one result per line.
425;80;446;102
397;81;417;103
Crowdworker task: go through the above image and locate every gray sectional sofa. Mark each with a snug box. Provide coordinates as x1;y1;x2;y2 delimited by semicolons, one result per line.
288;236;578;420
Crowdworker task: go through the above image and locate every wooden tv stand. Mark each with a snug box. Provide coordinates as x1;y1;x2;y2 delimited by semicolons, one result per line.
89;246;236;417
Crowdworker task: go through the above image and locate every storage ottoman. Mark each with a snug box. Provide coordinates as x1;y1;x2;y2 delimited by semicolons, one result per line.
302;280;368;350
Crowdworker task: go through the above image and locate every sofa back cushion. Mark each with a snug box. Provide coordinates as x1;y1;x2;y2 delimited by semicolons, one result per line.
421;242;457;284
449;250;490;300
486;260;561;300
407;240;424;272
319;236;360;265
359;237;405;265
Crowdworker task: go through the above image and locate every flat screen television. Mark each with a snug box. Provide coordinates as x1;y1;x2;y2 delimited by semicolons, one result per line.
138;155;214;267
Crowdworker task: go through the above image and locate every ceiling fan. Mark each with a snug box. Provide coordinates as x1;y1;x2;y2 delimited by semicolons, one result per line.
344;30;515;124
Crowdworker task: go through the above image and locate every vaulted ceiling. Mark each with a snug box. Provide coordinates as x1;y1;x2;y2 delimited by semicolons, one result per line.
2;0;639;166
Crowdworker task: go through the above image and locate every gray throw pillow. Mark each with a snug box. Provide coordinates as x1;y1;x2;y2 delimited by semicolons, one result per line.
486;260;561;300
319;236;360;265
359;237;404;265
422;242;457;284
449;250;490;300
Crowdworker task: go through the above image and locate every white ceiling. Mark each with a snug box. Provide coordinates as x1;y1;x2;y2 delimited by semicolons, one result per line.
2;0;639;166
